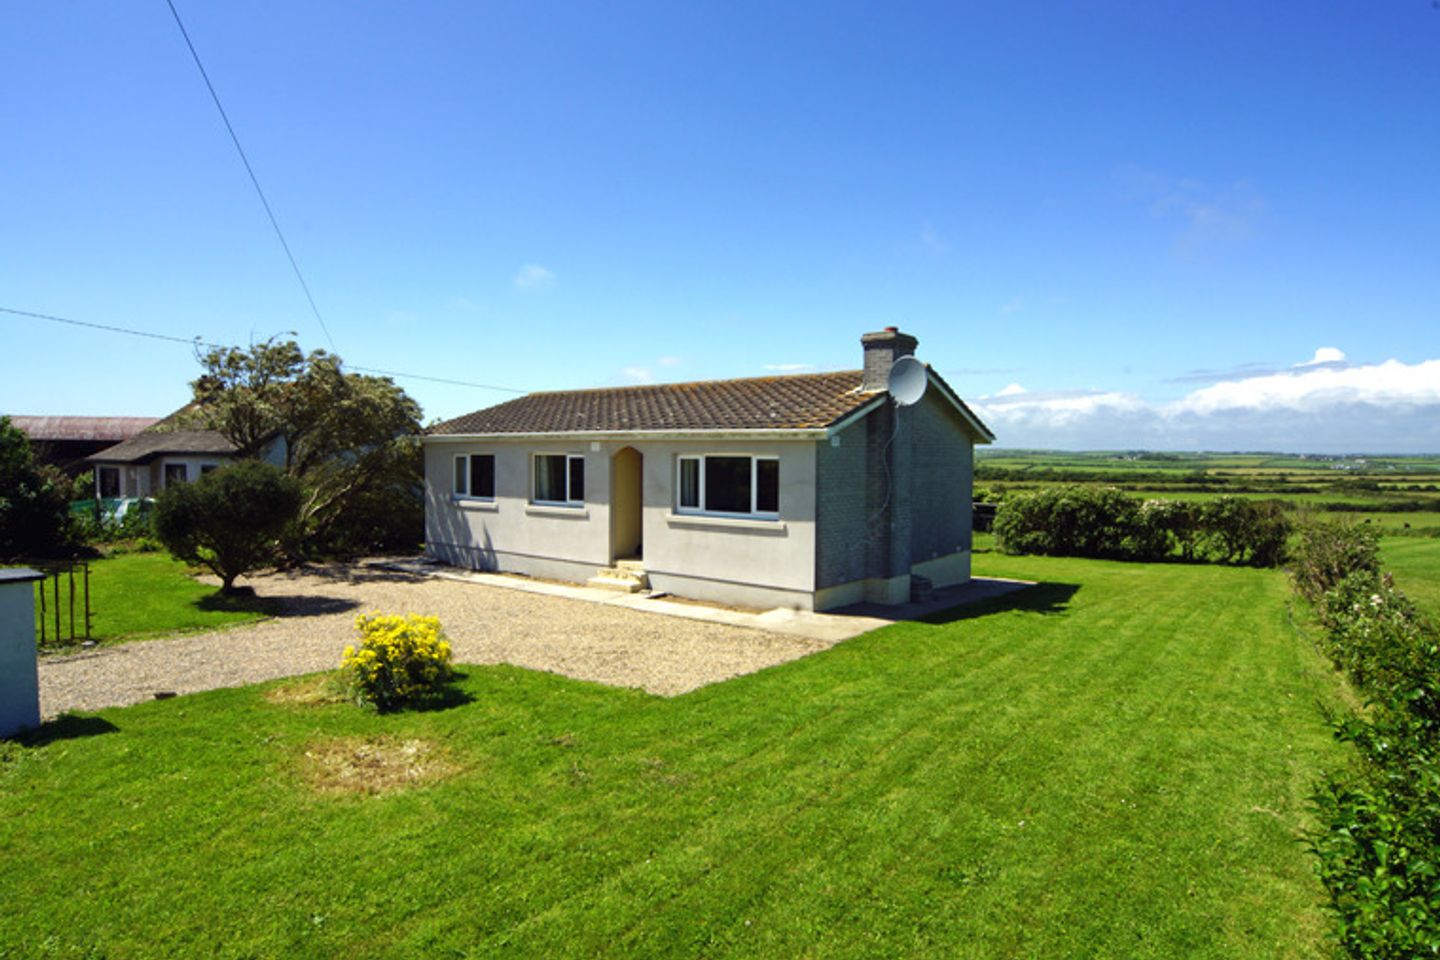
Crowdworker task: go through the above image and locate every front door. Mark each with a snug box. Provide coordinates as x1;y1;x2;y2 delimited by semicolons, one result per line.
610;447;643;561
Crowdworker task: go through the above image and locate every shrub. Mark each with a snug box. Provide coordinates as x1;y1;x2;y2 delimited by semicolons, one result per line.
1295;529;1440;955
1139;499;1201;561
0;416;77;559
154;460;303;593
1196;496;1290;567
993;485;1145;560
1292;518;1382;606
341;613;454;711
1311;713;1440;960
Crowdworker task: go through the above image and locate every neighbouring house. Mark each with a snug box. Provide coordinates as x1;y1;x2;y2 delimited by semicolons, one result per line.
86;407;286;499
423;328;994;611
9;416;159;477
86;430;240;498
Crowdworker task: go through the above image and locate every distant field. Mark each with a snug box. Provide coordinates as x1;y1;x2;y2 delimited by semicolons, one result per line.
1382;537;1440;620
977;449;1440;522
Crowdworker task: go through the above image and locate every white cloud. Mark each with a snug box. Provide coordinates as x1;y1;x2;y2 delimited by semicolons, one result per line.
763;363;815;373
971;356;1440;453
1116;166;1264;255
621;366;653;384
658;356;683;367
513;264;555;290
1296;347;1347;367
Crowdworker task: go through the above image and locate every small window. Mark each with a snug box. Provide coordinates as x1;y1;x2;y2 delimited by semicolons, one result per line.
200;464;218;476
534;454;584;505
756;458;779;513
454;453;496;500
97;466;120;499
164;463;188;486
676;455;779;518
678;458;700;509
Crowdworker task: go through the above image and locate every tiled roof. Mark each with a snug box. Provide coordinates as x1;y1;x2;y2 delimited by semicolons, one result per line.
429;370;879;435
9;416;160;442
88;430;238;464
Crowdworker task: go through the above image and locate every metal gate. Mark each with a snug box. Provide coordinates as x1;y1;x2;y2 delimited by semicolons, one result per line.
31;560;91;646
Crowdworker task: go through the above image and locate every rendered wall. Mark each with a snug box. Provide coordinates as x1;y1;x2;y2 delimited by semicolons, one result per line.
637;439;816;608
424;437;818;608
424;441;612;577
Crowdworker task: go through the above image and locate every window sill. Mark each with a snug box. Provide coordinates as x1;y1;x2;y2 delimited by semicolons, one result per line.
452;496;498;512
666;512;787;534
525;503;589;518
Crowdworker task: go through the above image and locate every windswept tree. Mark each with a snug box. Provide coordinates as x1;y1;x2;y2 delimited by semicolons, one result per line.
187;338;424;558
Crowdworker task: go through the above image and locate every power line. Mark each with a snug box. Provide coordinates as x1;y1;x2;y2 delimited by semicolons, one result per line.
0;306;529;394
163;0;338;353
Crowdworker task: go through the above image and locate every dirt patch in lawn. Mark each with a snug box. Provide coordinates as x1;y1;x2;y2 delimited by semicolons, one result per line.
265;675;348;708
300;736;459;796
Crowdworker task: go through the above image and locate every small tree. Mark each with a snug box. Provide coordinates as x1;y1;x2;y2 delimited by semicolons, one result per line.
155;461;302;593
0;416;75;560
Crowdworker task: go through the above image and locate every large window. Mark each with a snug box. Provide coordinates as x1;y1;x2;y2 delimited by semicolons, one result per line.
453;453;495;500
676;455;779;518
164;463;188;486
534;454;584;505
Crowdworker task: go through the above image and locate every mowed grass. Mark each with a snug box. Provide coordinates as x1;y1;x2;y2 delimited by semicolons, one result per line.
48;551;271;645
1;555;1346;958
1382;536;1440;620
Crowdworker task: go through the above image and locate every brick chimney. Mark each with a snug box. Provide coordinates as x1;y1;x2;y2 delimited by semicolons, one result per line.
860;327;918;392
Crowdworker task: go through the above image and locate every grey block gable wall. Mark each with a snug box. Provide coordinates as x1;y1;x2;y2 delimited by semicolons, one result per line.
814;387;975;597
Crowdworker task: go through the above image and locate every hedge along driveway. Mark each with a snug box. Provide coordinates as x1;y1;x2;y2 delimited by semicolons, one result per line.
0;553;1347;958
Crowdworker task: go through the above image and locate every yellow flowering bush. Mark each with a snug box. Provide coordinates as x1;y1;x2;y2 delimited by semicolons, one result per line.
341;613;454;711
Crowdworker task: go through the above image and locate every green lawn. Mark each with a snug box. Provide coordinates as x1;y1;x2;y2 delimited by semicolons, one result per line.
1381;536;1440;620
41;551;271;646
1;554;1347;958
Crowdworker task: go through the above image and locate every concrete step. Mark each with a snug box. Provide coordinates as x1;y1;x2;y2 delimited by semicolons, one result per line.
613;558;646;574
587;574;646;593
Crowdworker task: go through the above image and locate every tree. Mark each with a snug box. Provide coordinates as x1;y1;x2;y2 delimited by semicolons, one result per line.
154;460;303;593
0;416;75;560
185;338;424;558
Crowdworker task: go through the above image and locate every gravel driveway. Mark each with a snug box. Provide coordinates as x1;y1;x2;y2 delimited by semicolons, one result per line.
38;564;838;719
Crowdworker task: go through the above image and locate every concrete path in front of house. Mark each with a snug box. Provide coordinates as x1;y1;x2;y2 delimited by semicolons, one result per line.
378;557;1034;643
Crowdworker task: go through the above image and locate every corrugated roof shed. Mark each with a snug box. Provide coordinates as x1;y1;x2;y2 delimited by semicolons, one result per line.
9;416;160;442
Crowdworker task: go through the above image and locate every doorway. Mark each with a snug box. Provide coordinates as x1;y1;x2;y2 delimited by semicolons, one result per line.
610;447;643;561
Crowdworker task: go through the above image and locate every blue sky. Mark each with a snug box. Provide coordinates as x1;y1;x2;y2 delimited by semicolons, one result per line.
3;2;1437;452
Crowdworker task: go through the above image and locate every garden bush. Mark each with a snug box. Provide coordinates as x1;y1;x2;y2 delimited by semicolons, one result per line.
341;612;454;711
1196;496;1290;567
154;461;303;593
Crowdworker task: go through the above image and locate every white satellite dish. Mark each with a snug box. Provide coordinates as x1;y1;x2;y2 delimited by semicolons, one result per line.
887;355;928;406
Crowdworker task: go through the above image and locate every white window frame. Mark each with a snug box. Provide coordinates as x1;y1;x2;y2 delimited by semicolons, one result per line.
675;454;780;520
532;453;585;507
453;453;496;501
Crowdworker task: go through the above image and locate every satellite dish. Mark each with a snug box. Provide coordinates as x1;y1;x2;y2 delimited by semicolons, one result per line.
887;355;928;406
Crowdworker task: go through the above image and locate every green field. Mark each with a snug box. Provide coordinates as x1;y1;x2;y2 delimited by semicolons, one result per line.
34;552;270;647
1382;537;1440;620
2;553;1348;958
